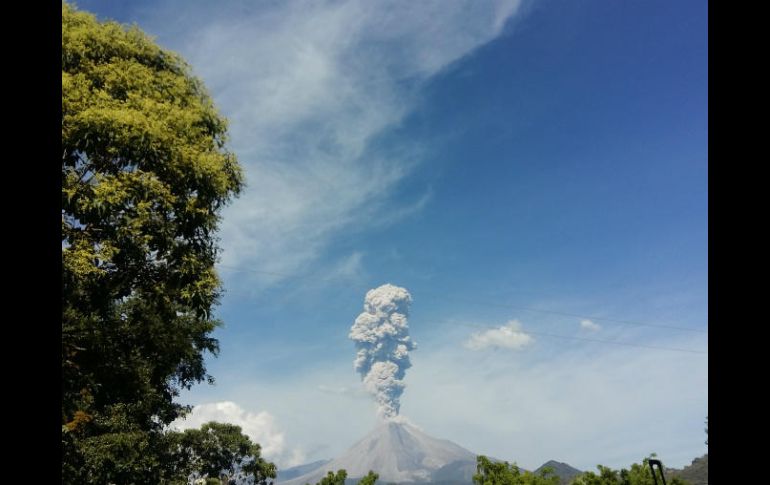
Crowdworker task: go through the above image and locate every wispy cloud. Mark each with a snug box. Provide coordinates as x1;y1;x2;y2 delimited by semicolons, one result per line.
141;0;524;288
464;319;534;351
170;401;305;468
317;384;369;399
326;252;366;282
406;328;708;471
187;329;707;470
580;319;601;331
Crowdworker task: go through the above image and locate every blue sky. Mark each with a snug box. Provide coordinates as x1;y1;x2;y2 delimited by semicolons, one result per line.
75;0;707;472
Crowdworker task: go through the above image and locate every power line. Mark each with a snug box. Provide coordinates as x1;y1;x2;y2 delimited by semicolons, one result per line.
217;264;708;335
418;291;707;334
219;266;301;279
216;267;707;355
439;320;708;355
525;330;706;354
218;264;351;283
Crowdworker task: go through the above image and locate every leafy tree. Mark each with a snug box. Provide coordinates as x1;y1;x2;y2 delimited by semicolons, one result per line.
305;469;378;485
358;471;380;485
312;469;348;485
62;2;243;482
571;455;689;485
174;421;276;485
473;455;559;485
704;416;708;446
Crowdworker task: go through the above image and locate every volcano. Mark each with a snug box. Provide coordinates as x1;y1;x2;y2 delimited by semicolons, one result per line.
280;420;477;485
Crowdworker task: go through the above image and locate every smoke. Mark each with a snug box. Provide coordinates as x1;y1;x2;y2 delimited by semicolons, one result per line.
349;284;417;419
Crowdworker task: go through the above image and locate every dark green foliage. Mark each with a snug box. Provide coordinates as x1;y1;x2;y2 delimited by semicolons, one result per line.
173;422;277;485
62;2;245;482
572;456;690;485
304;468;377;485
359;471;380;485
312;469;348;485
473;455;560;485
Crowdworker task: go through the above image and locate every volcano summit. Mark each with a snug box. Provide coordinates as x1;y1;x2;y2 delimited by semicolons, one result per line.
280;420;477;485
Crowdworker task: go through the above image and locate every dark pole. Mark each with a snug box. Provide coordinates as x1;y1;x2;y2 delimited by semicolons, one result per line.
648;459;668;485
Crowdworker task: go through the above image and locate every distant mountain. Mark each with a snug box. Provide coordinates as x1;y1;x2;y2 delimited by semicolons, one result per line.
279;421;477;485
430;458;478;484
277;459;333;482
667;454;707;485
534;460;582;484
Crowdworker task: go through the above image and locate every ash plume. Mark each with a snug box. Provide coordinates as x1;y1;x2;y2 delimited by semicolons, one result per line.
349;284;416;419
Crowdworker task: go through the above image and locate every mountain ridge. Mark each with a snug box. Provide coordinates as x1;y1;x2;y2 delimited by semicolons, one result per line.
277;459;333;482
276;421;586;485
666;454;708;485
534;460;582;484
279;421;475;485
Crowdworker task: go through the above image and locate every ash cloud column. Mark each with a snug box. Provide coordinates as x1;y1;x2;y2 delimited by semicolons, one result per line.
349;284;416;419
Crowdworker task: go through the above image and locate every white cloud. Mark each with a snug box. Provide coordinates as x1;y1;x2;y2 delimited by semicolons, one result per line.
175;326;707;470
176;365;388;465
178;329;707;471
405;328;708;471
580;319;601;331
464;319;534;351
140;0;524;288
170;401;305;468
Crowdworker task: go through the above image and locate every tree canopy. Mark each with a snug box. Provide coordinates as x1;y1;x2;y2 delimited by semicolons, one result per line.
358;471;380;485
571;456;690;485
174;422;277;485
62;2;244;482
313;470;348;485
307;469;378;485
473;455;560;485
